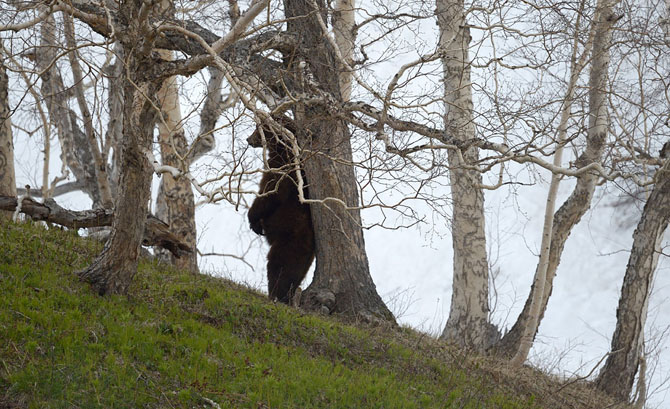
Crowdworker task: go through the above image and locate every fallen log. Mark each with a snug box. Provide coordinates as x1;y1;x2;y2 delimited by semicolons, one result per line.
0;195;191;258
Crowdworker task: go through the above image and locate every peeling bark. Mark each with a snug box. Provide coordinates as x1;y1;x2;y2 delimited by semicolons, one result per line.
0;59;16;220
105;44;125;194
332;0;355;101
284;0;395;323
595;158;670;401
437;0;498;351
77;5;162;293
155;57;198;273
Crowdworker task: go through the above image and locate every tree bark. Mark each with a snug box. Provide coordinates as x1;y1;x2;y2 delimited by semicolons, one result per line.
436;0;498;351
496;0;615;359
37;16;103;207
332;0;355;101
283;0;395;323
595;158;670;401
77;4;162;294
105;43;125;195
0;59;16;220
63;14;114;208
155;58;198;273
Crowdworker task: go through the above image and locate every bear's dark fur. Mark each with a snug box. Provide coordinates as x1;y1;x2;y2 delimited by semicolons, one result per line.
247;117;315;304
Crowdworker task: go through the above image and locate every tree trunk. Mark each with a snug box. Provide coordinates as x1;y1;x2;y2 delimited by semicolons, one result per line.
186;66;222;165
332;0;355;101
595;159;670;401
497;0;615;359
283;0;395;323
37;16;103;207
77;10;162;293
63;14;114;208
436;0;498;351
0;59;16;220
154;50;198;273
105;44;125;195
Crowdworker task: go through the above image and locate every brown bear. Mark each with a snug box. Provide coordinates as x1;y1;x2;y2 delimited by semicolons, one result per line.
247;117;315;304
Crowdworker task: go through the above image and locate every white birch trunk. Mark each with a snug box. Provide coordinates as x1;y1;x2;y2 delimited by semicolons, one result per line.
155;49;198;273
332;0;355;101
436;0;498;351
0;59;16;220
509;0;615;365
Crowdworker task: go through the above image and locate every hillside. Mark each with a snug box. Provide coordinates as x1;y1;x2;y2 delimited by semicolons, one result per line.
0;219;622;408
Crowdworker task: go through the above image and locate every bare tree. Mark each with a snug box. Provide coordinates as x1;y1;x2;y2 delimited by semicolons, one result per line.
155;49;198;273
595;159;670;401
283;0;394;322
506;0;618;365
76;1;165;293
436;0;498;352
0;57;15;219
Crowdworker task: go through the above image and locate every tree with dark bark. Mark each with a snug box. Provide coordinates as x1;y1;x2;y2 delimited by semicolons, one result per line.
282;0;394;322
595;158;670;402
77;7;163;294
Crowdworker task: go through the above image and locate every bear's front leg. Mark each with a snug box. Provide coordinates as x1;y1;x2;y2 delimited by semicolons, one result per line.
248;195;275;235
248;204;265;235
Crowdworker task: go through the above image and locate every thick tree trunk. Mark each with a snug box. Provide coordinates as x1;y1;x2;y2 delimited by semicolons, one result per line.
155;51;198;273
0;60;16;220
595;160;670;401
436;0;498;351
283;0;394;323
77;12;161;293
497;0;615;359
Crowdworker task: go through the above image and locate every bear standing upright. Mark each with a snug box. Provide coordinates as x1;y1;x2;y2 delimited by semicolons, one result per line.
247;117;315;304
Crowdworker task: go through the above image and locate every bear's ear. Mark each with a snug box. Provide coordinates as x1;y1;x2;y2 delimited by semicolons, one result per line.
246;127;263;148
246;115;297;148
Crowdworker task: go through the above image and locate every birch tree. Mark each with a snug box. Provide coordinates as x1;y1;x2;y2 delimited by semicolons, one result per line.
505;0;618;364
155;51;198;273
36;17;93;203
0;58;15;219
436;0;498;351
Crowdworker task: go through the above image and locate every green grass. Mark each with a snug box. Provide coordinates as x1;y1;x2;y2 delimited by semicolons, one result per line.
0;219;612;408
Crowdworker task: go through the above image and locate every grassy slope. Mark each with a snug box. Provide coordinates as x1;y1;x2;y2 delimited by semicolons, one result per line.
0;219;621;409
